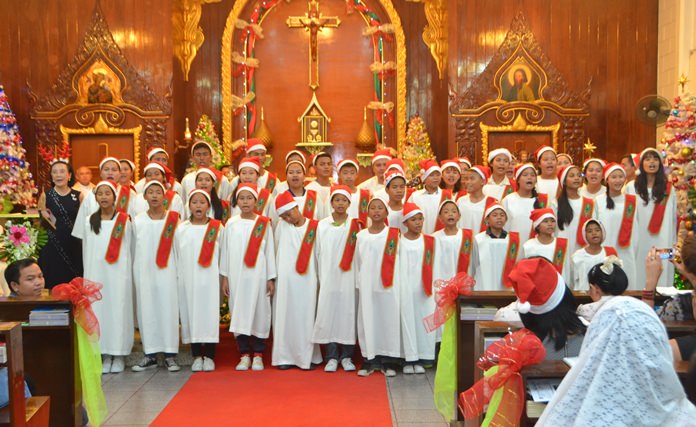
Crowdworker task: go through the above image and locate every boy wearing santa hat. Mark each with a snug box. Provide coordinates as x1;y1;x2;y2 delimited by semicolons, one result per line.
407;159;447;234
471;202;520;290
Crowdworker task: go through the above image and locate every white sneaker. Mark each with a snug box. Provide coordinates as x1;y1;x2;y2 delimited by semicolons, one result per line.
236;355;251;371
101;355;112;374
165;357;181;372
191;357;204;372
110;356;125;373
402;364;415;374
341;358;356;372
324;359;339;372
383;368;397;377
203;357;215;372
413;364;426;374
252;355;264;371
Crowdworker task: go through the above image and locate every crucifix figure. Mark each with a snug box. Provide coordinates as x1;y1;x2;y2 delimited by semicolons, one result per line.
286;0;341;90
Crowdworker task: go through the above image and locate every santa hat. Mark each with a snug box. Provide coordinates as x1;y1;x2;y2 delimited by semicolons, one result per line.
438;199;459;214
483;201;506;218
246;138;267;154
582;158;607;170
368;196;387;210
470;165;491;182
99;157;121;170
143;180;166;193
337;159;359;171
385;169;406;187
143;162;166;175
402;203;423;223
312;151;332;166
386;158;405;174
285;150;306;164
603;162;625;181
119;159;135;172
147;147;169;160
187;189;211;205
419;159;441;180
238;157;261;173
236;183;259;199
557;165;579;185
275;191;298;215
458;157;472;168
372;149;392;164
582;218;606;243
196;167;220;183
529;208;556;229
440;159;461;173
556;153;573;164
631;152;641;176
94;180;118;196
534;145;556;162
487;148;512;164
191;140;213;155
514;163;537;181
639;147;663;162
330;184;352;202
509;258;567;314
285;160;306;174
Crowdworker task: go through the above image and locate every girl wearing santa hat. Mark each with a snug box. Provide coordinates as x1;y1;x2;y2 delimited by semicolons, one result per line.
134;147;185;198
457;157;472;189
439;159;466;201
457;166;497;233
521;208;572;285
483;148;516;201
579;158;607;199
556;165;596;255
471;203;521;290
231;157;274;217
269;161;329;226
132;162;184;217
408;159;446;235
188;167;229;223
503;163;548;241
569;219;620;291
534;145;560;204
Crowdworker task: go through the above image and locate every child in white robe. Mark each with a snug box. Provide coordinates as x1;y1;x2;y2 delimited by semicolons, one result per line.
472;203;520;290
521;209;572;285
356;198;401;377
132;162;184;217
221;184;276;372
579;158;607;199
457;165;495;232
313;185;358;372
358;149;391;194
570;219;618;291
397;203;436;373
556;165;595;255
76;181;134;374
131;181;181;372
407;159;445;235
230;157;274;218
503;163;545;241
133;147;184;199
274;150;307;195
337;159;371;226
270;161;328;225
306;152;333;203
176;189;223;372
181;141;231;199
483;148;515;201
384;169;408;233
534;145;559;205
434;200;469;279
272;192;323;370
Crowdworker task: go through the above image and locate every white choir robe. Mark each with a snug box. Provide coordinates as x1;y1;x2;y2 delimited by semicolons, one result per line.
536;178;559;204
135;178;184;199
408;188;445;235
132;213;180;354
483;176;513;201
347;189;368;221
257;170;279;196
595;194;639;289
433;229;469;342
374;188;407;205
182;170;232;200
220;215;276;338
503;193;536;240
306;180;331;205
229;193;275;219
272;219;323;368
312;218;357;345
131;192;184;218
175;221;222;344
229;171;280;199
386;206;408;233
555;197;592;255
521;237;572;285
396;235;436;361
356;228;401;360
472;231;514;290
269;189;329;226
358;176;384;195
79;216;134;356
274;180;289;195
625;185;677;287
570;248;614;291
457;195;487;232
71;186;137;240
579;185;606;199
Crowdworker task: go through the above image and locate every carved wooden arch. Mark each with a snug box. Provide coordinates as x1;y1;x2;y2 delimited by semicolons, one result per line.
450;12;591;164
28;1;171;186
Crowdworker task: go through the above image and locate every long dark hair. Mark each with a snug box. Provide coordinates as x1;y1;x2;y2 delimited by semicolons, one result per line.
605;181;616;210
634;151;667;205
516;168;543;209
210;187;224;220
439;169;462;193
556;169;578;230
89;208;103;234
519;287;586;351
50;161;76;188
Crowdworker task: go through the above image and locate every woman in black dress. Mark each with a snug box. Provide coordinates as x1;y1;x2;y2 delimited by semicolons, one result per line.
38;160;83;288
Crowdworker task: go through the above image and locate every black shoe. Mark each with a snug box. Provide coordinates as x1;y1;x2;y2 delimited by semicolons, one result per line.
131;357;157;372
277;364;292;370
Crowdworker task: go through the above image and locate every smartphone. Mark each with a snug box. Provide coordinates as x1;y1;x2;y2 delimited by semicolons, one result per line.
656;248;674;260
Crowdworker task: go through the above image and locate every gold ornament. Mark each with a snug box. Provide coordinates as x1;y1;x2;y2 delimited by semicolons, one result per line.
254;106;273;150
682;147;693;157
583;137;597;159
678;74;690;93
677;169;685;176
356;107;376;152
686;221;693;229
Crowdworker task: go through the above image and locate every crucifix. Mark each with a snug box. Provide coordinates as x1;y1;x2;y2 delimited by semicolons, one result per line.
286;0;341;90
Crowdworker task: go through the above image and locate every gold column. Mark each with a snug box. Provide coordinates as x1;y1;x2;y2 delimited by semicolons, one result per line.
172;0;222;81
421;0;448;80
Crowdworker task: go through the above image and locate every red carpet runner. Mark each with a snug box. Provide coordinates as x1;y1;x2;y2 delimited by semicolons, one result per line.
152;330;393;426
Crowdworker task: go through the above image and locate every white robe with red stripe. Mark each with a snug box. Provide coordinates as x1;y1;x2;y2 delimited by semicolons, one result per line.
472;232;513;291
456;195;487;232
521;237;572;285
570;247;616;291
503;193;536;241
407;188;445;235
595;194;639;289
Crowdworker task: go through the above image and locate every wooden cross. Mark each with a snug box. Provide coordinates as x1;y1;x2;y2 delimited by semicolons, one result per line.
286;0;341;90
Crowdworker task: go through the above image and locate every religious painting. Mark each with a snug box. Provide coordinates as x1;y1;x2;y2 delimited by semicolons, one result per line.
77;59;124;105
500;57;540;102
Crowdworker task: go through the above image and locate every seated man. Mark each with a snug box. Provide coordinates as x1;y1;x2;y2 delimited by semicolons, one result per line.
4;258;45;297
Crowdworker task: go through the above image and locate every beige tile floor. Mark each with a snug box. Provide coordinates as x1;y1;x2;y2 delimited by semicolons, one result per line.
100;365;449;426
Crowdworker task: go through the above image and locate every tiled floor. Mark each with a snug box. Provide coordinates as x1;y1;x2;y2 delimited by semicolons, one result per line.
100;365;448;426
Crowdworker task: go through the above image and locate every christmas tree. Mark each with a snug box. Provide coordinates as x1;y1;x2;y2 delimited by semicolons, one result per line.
0;85;36;210
187;114;227;174
402;115;435;182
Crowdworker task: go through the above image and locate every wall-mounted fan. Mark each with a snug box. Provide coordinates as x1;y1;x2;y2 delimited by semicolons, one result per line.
635;95;672;126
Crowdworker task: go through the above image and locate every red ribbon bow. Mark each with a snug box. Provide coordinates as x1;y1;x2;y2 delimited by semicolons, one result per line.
422;272;475;332
52;278;103;337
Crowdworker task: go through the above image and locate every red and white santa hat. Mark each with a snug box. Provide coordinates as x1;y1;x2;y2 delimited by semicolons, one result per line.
187;188;211;205
557;165;579;185
337;159;359;171
99;156;121;170
330;184;352;202
509;257;567;314
367;196;388;210
458;157;472;168
285;160;306;174
639;147;663;162
582;158;607;170
386;158;405;174
191;140;213;155
94;180;118;196
556;153;573;164
119;159;135;172
143;162;166;175
285;150;306;165
402;202;423;223
483;201;506;218
470;165;491;182
237;183;259;199
143;180;166;193
196;167;220;183
534;145;556;162
420;159;441;180
245;138;267;154
147;147;169;161
487;148;512;164
582;218;606;243
372;148;392;164
275;191;298;215
440;159;461;173
603;162;625;181
238;157;261;173
529;208;556;229
514;163;537;181
385;169;406;187
312;151;332;166
438;198;459;214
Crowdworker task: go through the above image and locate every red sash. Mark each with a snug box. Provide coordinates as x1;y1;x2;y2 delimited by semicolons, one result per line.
618;194;637;247
381;227;400;288
221;200;231;224
422;235;435;296
604;246;617;257
105;212;128;264
457;229;474;273
156;211;179;268
198;219;221;267
254;188;271;215
162;190;176;211
576;197;595;246
244;216;270;268
502;231;520;288
265;172;277;193
357;189;370;227
552;238;569;274
502;181;517;199
537;193;549;208
296;219;319;274
435;189;453;232
648;183;671;234
339;218;360;271
302;189;318;220
116;186;131;214
479;196;497;232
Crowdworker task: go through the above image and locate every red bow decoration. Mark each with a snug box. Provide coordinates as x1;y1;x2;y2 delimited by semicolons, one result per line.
458;329;546;423
422;272;475;332
52;278;103;337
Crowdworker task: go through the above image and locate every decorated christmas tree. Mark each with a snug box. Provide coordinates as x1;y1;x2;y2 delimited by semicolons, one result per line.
0;85;36;210
402;115;435;181
186;114;227;174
